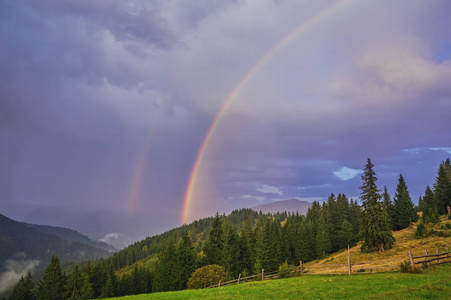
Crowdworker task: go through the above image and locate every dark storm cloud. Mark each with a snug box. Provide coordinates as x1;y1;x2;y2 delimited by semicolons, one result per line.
1;0;451;241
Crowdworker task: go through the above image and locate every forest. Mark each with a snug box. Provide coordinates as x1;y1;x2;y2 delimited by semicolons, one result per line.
5;158;451;300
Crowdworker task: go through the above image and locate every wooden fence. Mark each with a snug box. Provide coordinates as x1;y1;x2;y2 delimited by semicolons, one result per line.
205;245;449;289
408;246;450;271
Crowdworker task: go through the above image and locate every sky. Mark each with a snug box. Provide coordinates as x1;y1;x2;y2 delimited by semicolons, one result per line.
1;0;451;248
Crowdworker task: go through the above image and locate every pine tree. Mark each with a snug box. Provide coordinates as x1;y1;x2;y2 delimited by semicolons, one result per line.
9;272;36;300
79;275;94;300
382;186;395;230
434;163;451;215
37;256;67;300
221;223;240;279
422;185;439;223
393;174;418;230
315;211;331;258
66;265;83;300
237;232;253;275
348;199;361;237
338;219;355;249
176;231;197;290
202;213;223;265
359;158;394;252
154;240;177;292
100;274;115;298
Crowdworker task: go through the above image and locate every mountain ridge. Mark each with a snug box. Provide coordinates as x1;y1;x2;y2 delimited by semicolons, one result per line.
250;198;312;215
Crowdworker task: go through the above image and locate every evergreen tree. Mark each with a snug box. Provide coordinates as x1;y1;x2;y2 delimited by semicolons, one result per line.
422;185;439;223
66;266;83;300
237;232;253;275
154;240;177;292
359;158;394;252
8;272;36;300
37;256;67;300
382;186;395;230
315;211;331;258
221;223;240;279
324;194;340;252
348;199;361;237
393;174;418;230
338;219;355;249
202;213;223;265
100;274;115;298
79;275;94;300
239;218;256;270
176;231;197;290
434;163;451;215
259;219;279;271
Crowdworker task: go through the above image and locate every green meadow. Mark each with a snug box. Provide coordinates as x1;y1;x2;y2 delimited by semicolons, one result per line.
103;264;451;300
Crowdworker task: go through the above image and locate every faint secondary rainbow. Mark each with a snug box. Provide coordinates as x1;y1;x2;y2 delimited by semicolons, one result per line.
182;0;351;224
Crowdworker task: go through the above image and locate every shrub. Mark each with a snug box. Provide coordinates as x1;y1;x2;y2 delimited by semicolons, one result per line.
415;221;427;237
278;261;296;279
400;261;411;273
400;261;421;273
187;264;226;289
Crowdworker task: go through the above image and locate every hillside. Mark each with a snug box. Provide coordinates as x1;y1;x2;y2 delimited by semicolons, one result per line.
0;213;113;267
103;216;451;299
251;198;311;215
304;215;451;274
22;222;116;253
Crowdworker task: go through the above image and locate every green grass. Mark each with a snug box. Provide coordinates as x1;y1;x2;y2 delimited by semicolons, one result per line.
103;264;451;299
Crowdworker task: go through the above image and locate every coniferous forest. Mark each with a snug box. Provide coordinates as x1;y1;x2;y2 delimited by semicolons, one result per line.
4;158;451;299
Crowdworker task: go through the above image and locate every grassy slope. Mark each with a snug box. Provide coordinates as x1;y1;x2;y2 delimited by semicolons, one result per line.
305;216;450;274
104;216;450;300
104;264;451;299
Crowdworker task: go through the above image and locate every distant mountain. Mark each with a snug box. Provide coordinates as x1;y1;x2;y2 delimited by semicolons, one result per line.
250;199;312;215
22;222;116;253
0;213;113;267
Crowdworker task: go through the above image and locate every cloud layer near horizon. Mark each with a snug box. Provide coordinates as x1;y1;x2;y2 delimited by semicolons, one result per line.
1;0;450;242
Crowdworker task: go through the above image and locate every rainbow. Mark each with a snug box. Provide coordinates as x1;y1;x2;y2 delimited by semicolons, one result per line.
181;0;351;224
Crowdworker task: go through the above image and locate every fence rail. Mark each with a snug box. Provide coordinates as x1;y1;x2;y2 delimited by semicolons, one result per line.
408;246;450;270
205;245;449;289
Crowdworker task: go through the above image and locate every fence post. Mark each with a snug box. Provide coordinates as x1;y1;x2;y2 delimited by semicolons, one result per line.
262;269;264;281
238;273;241;284
436;249;441;264
218;280;221;288
300;261;303;275
425;250;430;268
408;250;415;271
446;246;449;262
348;245;352;275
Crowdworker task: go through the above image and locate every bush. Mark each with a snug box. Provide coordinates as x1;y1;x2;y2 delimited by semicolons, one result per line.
400;261;421;273
187;264;226;289
400;261;411;273
278;261;297;279
415;221;427;237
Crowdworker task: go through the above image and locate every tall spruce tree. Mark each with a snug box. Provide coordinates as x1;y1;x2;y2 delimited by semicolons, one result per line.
202;213;223;265
359;159;394;252
154;240;177;292
37;256;67;300
422;185;439;223
393;174;418;230
382;186;395;230
348;199;361;237
9;272;36;300
220;223;240;279
315;211;331;258
176;231;197;290
434;163;451;215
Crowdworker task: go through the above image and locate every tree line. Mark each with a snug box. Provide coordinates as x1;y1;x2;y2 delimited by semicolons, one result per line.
5;158;451;300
